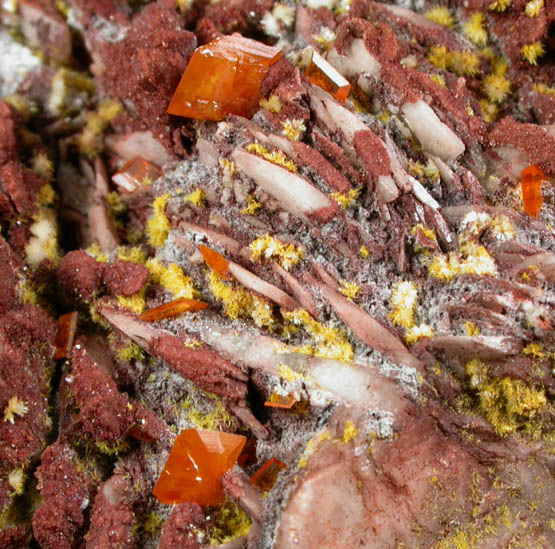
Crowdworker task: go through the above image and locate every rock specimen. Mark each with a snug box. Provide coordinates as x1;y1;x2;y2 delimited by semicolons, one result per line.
0;0;554;547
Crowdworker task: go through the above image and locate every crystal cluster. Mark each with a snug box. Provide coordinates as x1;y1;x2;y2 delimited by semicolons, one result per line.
2;0;555;546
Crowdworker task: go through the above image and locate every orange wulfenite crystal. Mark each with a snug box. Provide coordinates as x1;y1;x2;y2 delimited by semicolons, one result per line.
167;35;282;121
521;165;544;218
237;437;257;468
305;51;351;104
153;429;246;505
199;245;232;279
139;297;209;322
250;457;287;492
112;157;162;192
264;392;296;409
53;311;78;359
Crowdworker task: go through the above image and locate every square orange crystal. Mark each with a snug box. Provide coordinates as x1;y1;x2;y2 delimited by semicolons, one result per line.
250;457;287;492
112;157;162;192
153;429;246;506
305;51;351;104
167;35;282;121
264;392;296;409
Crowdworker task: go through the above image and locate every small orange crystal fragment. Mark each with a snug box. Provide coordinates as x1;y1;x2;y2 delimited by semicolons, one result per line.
264;392;296;409
112;157;162;192
237;437;257;468
167;35;282;121
199;245;232;279
521;165;544;218
250;457;287;492
153;429;246;506
305;51;351;104
53;311;78;359
139;297;209;322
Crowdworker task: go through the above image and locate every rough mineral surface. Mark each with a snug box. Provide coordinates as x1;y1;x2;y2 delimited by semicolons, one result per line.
57;250;103;301
0;0;554;547
32;442;91;549
103;259;150;297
